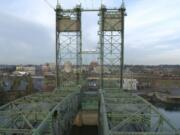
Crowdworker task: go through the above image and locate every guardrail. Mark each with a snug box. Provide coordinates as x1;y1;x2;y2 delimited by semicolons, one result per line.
99;88;180;135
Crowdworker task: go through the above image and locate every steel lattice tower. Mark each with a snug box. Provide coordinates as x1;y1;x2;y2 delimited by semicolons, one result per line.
0;1;179;135
55;4;82;89
99;3;126;89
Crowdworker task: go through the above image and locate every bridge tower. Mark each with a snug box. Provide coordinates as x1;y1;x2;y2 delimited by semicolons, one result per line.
55;2;82;89
99;2;126;89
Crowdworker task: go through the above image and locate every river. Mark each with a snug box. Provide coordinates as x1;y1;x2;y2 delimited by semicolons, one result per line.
156;105;180;131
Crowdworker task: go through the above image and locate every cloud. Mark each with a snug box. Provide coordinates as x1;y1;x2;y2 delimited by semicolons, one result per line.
0;0;180;65
125;0;180;64
141;49;180;65
0;11;54;64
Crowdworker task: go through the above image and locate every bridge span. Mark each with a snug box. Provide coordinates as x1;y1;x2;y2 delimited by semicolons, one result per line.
0;1;179;135
0;84;179;135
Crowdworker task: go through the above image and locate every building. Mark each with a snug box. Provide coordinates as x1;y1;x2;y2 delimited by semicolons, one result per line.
16;65;36;75
123;79;138;90
42;63;55;76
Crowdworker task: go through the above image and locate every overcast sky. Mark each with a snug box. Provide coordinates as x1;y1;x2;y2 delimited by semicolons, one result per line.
0;0;180;65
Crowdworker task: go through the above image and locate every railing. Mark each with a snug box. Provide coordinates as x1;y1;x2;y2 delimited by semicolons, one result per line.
99;89;110;135
99;88;180;135
0;87;81;135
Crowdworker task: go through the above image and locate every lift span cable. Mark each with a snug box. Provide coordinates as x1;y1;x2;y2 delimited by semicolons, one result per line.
43;0;55;10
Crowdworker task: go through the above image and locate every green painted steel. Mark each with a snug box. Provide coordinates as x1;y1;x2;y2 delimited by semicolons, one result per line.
0;87;81;135
0;1;180;135
81;95;99;111
55;4;82;89
0;84;179;135
99;88;180;135
99;4;126;89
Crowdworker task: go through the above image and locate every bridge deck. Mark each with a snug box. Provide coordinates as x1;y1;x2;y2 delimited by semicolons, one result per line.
0;86;179;135
99;88;179;135
0;87;80;135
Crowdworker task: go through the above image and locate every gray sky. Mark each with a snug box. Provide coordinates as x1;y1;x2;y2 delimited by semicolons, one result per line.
0;0;180;65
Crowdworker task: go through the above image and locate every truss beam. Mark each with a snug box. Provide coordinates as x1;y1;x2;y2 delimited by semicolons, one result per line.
99;89;180;135
0;87;81;135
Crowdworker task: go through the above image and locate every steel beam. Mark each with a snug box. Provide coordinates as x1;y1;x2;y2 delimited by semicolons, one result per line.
99;88;180;135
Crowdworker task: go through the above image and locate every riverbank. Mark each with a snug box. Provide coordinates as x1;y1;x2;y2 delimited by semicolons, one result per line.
138;88;180;105
139;91;180;131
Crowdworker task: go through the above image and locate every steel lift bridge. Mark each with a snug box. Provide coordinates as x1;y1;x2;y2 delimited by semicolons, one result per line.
0;1;179;135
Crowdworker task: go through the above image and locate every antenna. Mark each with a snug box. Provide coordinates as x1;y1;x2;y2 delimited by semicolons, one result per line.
57;0;60;5
121;0;125;9
56;0;61;10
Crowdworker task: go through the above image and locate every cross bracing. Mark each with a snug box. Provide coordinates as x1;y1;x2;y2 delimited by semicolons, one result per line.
0;87;80;135
55;5;82;89
0;87;179;135
99;88;180;135
98;4;125;90
0;1;180;135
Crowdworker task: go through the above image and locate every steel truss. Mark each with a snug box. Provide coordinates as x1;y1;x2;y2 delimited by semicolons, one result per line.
99;4;125;89
56;4;82;89
0;87;80;135
99;88;180;135
98;3;180;135
0;2;180;135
